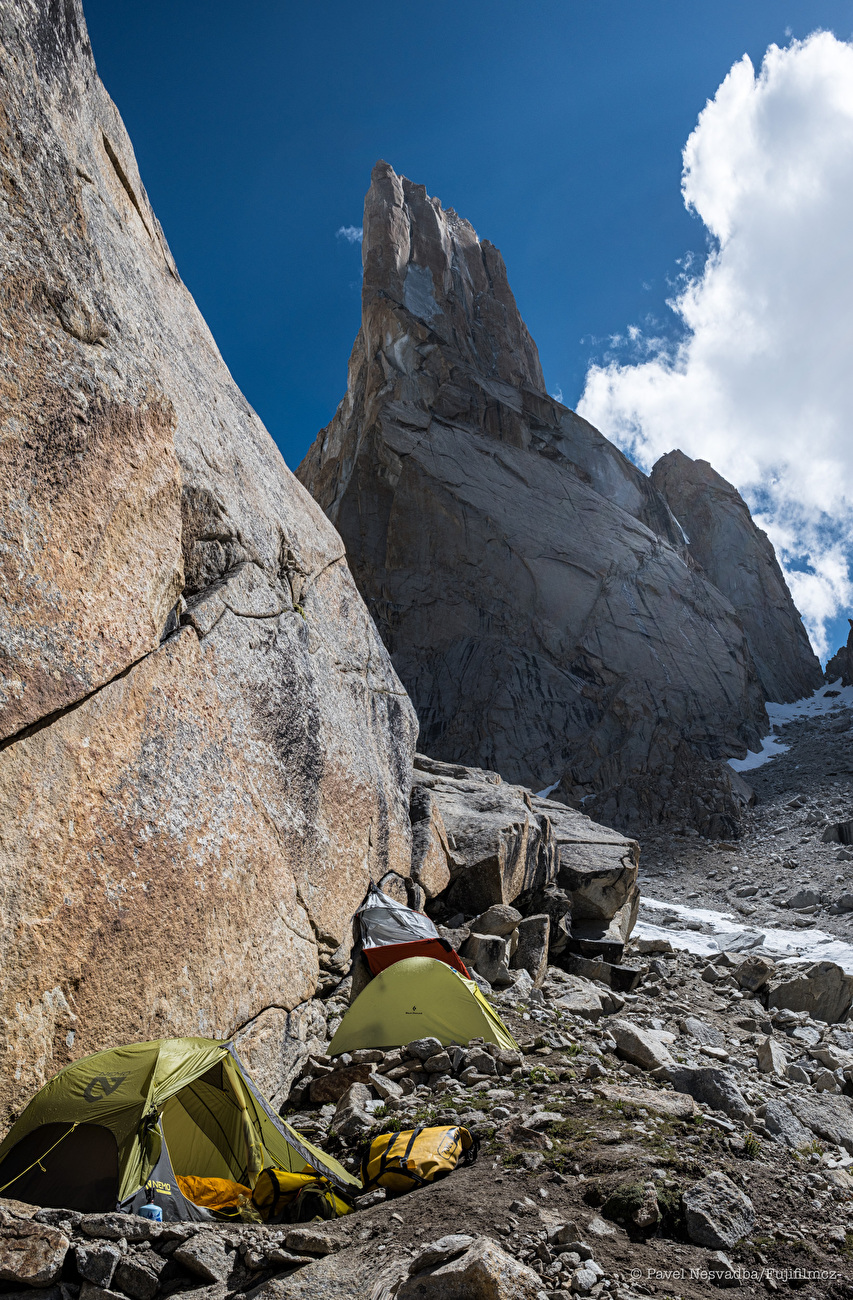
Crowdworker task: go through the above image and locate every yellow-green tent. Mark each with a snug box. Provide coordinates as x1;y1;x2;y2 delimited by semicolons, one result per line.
0;1037;358;1218
328;956;519;1054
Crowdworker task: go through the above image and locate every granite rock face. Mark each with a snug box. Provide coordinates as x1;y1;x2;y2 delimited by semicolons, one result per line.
650;451;822;703
0;2;416;1129
298;162;768;831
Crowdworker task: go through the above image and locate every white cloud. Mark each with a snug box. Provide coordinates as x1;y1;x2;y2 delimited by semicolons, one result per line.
336;225;363;244
578;31;853;658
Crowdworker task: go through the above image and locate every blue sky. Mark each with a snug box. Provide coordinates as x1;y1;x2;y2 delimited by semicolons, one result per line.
84;0;853;661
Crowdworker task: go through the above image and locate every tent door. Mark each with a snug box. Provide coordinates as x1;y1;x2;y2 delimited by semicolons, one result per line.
123;1121;214;1222
0;1122;119;1211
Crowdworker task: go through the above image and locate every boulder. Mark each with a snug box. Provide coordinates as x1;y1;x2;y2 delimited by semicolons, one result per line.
681;1017;725;1048
760;1099;813;1149
767;961;853;1023
460;933;508;985
409;787;454;899
682;1171;755;1250
309;1064;376;1104
736;955;775;993
566;893;640;964
408;1237;475;1273
172;1234;236;1284
610;1020;674;1071
409;759;555;912
562;954;643;993
554;978;608;1022
594;1084;695;1121
396;1235;544;1299
470;905;522;937
650;451;822;703
510;915;550;987
0;0;416;1127
298;163;768;835
665;1067;753;1124
233;1000;327;1112
756;1037;787;1076
787;1095;853;1154
113;1257;164;1300
0;1221;69;1287
75;1244;122;1289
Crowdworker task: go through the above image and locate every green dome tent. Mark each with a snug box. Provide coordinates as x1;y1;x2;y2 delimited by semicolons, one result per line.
328;956;519;1054
0;1037;358;1218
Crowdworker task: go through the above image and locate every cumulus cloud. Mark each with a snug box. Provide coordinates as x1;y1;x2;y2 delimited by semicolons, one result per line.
578;31;853;657
336;225;363;244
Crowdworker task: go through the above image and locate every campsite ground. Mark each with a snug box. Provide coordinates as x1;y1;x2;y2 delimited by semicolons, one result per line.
269;970;853;1298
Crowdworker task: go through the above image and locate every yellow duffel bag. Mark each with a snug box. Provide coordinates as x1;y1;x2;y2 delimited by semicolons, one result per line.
251;1168;352;1222
360;1124;478;1194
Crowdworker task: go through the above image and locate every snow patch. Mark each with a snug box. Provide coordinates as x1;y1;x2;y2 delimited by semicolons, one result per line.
635;894;853;974
729;679;853;773
536;779;561;799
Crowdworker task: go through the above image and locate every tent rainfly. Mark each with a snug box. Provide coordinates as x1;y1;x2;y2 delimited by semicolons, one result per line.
328;956;519;1055
357;883;470;977
0;1037;358;1219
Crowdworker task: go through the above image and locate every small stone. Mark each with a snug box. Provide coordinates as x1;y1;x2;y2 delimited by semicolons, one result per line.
610;1019;674;1071
368;1071;403;1100
570;1266;599;1294
470;905;522;936
172;1233;233;1283
408;1235;475;1272
284;1226;343;1256
75;1244;122;1290
406;1037;444;1061
423;1050;452;1074
0;1221;70;1287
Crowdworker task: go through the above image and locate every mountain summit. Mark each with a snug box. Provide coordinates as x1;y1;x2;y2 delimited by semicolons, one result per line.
298;162;814;833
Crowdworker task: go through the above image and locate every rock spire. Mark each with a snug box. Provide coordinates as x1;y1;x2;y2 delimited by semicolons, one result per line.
298;162;770;833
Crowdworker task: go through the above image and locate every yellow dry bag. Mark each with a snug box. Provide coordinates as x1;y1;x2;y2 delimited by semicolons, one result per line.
360;1124;478;1194
251;1167;352;1222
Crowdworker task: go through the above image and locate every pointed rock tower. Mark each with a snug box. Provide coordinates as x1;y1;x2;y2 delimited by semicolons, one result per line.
298;163;770;832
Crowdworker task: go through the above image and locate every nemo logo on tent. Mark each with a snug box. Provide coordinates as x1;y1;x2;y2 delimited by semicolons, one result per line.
83;1074;128;1102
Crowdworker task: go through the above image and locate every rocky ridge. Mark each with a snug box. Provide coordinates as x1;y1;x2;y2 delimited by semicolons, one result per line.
297;162;795;835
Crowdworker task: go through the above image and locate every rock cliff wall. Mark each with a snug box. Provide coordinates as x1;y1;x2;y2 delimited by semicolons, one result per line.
825;621;853;687
650;451;822;703
298;162;768;833
0;2;416;1131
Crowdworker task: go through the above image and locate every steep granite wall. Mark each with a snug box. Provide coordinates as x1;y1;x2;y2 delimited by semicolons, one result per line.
298;162;768;834
650;451;822;703
0;3;416;1130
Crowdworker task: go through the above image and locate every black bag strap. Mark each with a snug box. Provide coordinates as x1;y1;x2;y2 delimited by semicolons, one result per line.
459;1132;480;1167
